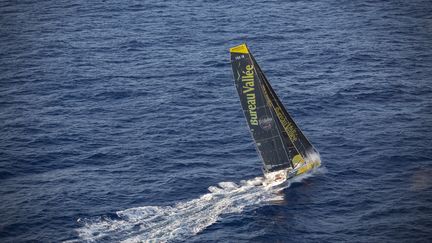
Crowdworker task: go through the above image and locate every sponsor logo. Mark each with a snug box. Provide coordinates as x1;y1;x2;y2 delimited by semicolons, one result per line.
242;64;258;125
259;117;273;130
274;106;298;142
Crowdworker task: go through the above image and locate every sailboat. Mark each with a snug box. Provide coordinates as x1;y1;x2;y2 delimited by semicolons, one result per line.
230;43;321;186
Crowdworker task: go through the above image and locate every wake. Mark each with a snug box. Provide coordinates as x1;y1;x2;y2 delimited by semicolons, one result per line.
75;169;322;242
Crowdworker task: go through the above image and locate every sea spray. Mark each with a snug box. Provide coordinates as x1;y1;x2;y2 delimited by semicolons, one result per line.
75;169;324;242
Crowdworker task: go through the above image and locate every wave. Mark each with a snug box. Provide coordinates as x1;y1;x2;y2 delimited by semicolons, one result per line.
74;168;323;242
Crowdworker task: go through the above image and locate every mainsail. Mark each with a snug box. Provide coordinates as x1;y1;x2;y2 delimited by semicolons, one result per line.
230;43;318;173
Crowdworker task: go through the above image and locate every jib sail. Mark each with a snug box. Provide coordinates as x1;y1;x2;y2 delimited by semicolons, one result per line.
230;43;318;173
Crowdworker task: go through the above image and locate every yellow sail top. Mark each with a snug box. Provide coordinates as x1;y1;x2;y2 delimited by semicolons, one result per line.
229;43;249;54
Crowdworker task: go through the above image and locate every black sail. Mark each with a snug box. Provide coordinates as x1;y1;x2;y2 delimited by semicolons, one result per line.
251;53;318;163
230;44;318;173
230;44;292;172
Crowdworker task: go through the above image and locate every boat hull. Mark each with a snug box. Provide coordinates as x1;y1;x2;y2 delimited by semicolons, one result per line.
287;160;321;179
263;160;321;187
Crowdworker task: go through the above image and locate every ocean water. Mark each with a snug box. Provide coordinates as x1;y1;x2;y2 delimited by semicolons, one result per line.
1;0;432;242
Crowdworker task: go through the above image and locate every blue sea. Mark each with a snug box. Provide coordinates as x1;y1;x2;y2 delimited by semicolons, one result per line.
1;0;432;242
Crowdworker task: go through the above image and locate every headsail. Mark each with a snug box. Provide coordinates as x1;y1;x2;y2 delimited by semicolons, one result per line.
230;43;319;173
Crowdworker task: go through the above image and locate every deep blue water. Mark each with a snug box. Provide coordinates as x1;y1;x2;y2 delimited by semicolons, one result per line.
1;0;432;242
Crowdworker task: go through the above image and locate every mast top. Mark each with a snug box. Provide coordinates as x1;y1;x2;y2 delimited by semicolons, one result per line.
230;43;249;54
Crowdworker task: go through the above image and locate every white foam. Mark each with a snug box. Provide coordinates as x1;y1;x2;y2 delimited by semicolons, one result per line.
75;169;322;242
305;151;321;164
